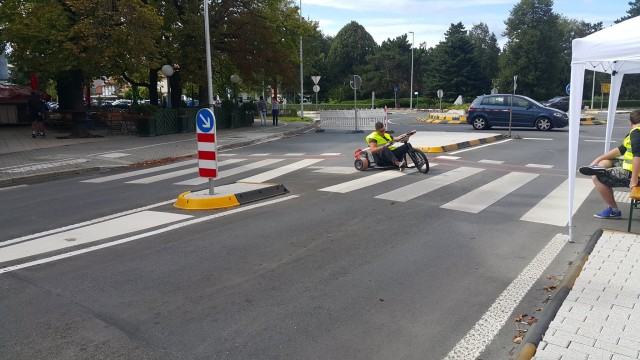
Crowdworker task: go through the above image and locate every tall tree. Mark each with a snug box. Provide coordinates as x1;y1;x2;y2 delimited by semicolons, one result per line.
616;0;640;22
0;0;162;135
469;23;500;94
326;21;377;101
427;23;484;102
361;34;412;102
499;0;563;100
557;18;602;96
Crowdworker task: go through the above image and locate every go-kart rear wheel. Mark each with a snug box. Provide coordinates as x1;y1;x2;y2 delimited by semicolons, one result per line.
354;158;365;171
408;149;429;174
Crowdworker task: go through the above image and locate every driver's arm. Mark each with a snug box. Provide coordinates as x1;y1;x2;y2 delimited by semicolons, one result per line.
369;139;387;154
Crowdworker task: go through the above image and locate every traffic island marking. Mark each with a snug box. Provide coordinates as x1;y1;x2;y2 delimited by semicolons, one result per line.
174;182;289;210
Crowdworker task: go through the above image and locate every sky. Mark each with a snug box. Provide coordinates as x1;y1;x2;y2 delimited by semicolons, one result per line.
300;0;631;48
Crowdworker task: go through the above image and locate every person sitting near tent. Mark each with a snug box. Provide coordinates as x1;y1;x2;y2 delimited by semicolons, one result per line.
579;109;640;219
366;121;413;171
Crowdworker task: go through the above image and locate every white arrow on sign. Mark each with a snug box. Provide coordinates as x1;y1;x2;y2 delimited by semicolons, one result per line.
199;113;211;129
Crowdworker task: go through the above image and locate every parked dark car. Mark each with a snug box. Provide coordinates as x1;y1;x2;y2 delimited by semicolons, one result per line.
467;94;569;131
543;96;570;112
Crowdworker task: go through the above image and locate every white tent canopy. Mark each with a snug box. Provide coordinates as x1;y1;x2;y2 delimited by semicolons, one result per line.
568;16;640;239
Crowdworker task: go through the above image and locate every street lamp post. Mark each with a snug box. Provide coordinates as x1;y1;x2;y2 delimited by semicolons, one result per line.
161;65;174;108
299;0;304;119
409;31;414;111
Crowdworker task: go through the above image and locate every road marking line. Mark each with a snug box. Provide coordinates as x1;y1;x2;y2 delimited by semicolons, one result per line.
478;159;504;164
525;163;553;169
174;159;283;186
285;153;305;156
375;167;482;202
444;233;569;360
520;178;594;226
320;153;341;156
240;159;324;183
250;153;271;156
126;159;245;184
99;152;131;158
0;211;193;263
2;159;89;173
81;159;197;183
436;155;460;160
0;200;176;247
319;170;407;193
441;172;539;213
449;139;512;155
0;195;299;274
522;137;553;141
312;167;359;174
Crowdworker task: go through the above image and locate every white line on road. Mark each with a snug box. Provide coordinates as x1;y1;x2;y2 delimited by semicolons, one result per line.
478;159;504;164
449;139;512;155
522;137;553;141
176;159;285;186
0;211;193;263
240;159;324;183
81;159;197;183
443;233;569;360
0;200;177;247
441;172;539;213
520;178;594;226
319;170;407;193
0;195;299;274
374;167;481;202
525;163;554;169
126;159;245;184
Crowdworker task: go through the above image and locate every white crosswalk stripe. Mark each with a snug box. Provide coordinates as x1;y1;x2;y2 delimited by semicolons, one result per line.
520;178;594;227
374;167;483;202
126;159;245;184
81;159;198;183
319;170;407;193
441;172;539;213
239;159;324;183
174;159;284;185
81;158;598;227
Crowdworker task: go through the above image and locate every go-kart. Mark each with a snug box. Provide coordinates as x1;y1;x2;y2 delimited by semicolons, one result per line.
353;130;429;174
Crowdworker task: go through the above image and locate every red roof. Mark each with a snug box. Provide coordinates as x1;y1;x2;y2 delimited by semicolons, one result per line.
0;82;34;103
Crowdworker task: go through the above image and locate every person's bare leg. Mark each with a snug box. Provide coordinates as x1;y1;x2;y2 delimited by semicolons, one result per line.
593;177;618;209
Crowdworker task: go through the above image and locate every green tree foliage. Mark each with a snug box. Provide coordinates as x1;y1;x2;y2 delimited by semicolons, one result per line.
0;0;162;135
557;18;602;96
361;34;412;101
616;0;640;22
326;21;377;101
468;23;500;94
499;0;563;100
427;23;484;102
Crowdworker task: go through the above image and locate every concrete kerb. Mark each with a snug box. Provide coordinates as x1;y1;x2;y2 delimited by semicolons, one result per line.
415;134;508;153
514;228;604;360
174;182;289;210
417;114;603;125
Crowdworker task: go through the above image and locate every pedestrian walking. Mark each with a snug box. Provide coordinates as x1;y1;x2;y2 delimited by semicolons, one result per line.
258;95;267;126
271;97;280;126
28;92;44;138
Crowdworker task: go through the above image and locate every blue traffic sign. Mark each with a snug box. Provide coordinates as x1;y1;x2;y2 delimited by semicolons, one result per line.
393;86;398;93
196;108;215;134
566;83;571;95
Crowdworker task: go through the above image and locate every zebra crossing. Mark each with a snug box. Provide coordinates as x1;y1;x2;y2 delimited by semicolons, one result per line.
79;155;602;227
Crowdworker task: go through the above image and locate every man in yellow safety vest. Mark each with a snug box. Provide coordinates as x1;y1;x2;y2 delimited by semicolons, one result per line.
579;109;640;218
365;121;413;171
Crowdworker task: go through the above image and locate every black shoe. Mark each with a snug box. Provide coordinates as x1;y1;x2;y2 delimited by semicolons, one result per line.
579;165;606;176
32;133;36;138
39;132;45;137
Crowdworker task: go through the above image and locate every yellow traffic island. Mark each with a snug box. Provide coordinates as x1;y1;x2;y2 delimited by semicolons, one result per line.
174;182;289;210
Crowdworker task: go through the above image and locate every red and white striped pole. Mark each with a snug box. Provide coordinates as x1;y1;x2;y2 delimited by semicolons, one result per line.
196;108;217;194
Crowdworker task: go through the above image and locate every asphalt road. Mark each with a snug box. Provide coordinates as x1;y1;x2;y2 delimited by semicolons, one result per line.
0;113;633;359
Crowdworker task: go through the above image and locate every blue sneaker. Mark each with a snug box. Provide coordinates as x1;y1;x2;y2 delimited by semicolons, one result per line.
594;207;622;219
579;165;606;176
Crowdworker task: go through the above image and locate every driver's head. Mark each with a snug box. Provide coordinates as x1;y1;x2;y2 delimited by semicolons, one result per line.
375;121;385;134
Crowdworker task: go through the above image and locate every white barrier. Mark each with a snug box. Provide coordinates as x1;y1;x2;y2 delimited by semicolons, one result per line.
319;109;386;131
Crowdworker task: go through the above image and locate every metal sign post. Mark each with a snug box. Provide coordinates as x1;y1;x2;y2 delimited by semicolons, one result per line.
350;75;362;132
509;75;518;138
437;89;443;111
